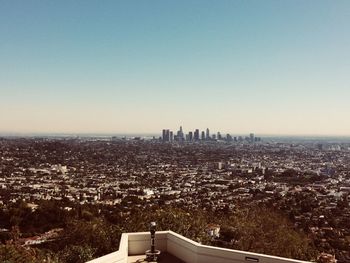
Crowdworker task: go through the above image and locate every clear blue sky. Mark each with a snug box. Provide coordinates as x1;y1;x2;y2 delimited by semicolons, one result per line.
1;0;349;135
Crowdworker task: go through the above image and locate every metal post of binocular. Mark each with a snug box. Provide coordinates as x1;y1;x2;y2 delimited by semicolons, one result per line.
145;222;161;262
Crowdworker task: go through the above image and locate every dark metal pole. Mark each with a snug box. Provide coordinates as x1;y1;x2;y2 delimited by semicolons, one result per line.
146;222;160;262
150;222;156;254
151;230;155;254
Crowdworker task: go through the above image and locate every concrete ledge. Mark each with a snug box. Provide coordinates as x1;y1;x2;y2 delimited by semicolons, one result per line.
197;244;307;263
167;231;198;263
127;231;168;255
87;231;311;263
166;231;309;263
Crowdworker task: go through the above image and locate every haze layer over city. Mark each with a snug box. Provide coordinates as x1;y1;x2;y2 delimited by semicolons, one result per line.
0;1;350;263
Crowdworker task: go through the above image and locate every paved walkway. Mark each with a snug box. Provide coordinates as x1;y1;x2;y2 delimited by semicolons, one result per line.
128;252;185;263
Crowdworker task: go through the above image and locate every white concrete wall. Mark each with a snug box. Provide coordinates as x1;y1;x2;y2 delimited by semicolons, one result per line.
87;231;312;263
196;243;309;263
166;231;310;263
127;231;168;255
166;231;198;263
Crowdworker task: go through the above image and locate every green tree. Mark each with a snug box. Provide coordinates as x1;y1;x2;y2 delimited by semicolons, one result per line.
59;245;95;263
125;206;211;244
220;206;317;261
59;218;121;259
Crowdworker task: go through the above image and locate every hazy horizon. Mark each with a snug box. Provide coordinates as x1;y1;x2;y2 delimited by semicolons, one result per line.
1;1;350;136
2;130;350;139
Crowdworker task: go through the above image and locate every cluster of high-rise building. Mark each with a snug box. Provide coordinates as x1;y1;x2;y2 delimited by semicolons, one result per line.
161;126;261;143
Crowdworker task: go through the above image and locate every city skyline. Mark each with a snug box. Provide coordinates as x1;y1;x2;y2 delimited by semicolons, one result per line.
161;126;261;143
1;1;350;136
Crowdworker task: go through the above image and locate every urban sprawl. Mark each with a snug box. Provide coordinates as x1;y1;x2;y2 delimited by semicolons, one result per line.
0;129;349;261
